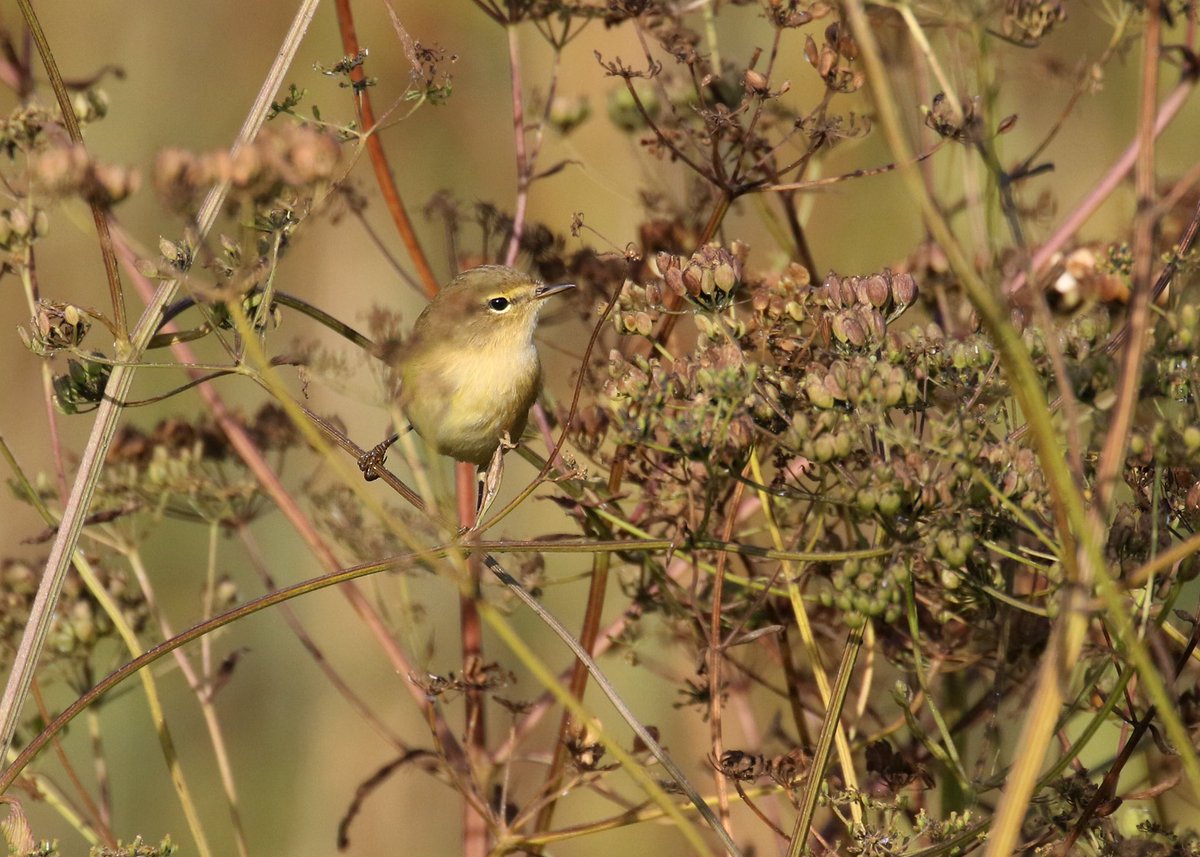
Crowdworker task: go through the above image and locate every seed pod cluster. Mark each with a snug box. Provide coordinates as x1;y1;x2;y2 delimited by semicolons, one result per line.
1002;0;1067;45
749;262;811;325
803;22;863;93
657;242;746;312
927;525;977;571
606;343;757;467
154;124;343;212
816;269;918;348
978;442;1048;517
820;556;907;625
923;92;983;142
0;205;49;253
30;144;139;206
612;279;664;336
20;300;91;357
1;557;148;681
99;406;299;526
801;356;919;412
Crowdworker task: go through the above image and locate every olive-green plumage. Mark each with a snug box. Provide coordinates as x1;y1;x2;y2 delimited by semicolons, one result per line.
396;265;573;466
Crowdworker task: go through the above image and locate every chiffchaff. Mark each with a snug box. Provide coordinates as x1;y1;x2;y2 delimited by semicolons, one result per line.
361;265;574;476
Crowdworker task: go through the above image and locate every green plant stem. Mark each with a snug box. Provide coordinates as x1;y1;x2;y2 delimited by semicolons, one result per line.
2;436;213;853
903;584;972;796
0;550;425;795
785;624;864;857
74;555;213;857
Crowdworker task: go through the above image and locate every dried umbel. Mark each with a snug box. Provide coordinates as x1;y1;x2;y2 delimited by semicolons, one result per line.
813;269;919;349
657;242;746;312
817;269;918;319
0;205;49;253
0;557;149;687
923;92;984;142
154;123;344;213
0;89;110;158
803;21;863;93
1002;0;1067;45
97;406;299;526
821;555;907;625
20;300;92;357
612;279;664;336
30;144;140;206
765;0;827;29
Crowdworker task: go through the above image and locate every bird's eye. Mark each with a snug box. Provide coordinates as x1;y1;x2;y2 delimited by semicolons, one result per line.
488;296;511;312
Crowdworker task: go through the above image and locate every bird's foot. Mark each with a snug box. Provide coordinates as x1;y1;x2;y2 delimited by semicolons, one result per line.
358;433;399;482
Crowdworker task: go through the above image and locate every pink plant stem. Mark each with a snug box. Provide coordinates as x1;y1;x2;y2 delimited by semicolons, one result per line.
456;461;488;857
1005;78;1194;296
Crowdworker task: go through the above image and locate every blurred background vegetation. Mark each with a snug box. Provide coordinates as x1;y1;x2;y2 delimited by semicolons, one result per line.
2;0;1200;855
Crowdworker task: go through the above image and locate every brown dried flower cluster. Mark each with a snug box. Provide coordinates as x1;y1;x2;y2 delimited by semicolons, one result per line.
98;406;299;526
19;300;91;357
154;123;343;212
30;144;139;207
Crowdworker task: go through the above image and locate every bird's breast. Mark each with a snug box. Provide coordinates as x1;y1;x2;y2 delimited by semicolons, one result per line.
401;339;542;465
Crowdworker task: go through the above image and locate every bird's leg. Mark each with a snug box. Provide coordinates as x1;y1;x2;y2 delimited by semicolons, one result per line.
358;431;401;481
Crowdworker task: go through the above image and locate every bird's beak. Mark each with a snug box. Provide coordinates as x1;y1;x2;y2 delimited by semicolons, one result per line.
534;282;576;300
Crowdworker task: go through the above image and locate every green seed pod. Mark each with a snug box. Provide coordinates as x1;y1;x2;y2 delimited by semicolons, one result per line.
805;375;835;409
878;489;902;517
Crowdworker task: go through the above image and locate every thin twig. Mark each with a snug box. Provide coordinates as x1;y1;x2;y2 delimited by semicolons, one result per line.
334;0;439;297
15;0;126;342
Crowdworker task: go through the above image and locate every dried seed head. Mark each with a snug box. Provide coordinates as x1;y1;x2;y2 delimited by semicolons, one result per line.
21;300;92;357
863;274;890;309
743;68;770;95
891;272;918;307
842;315;867;347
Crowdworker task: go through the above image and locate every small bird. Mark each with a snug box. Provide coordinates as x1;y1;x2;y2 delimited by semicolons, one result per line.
360;265;574;478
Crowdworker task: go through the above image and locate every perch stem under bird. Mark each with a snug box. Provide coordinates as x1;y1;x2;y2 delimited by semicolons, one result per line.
358;265;575;499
